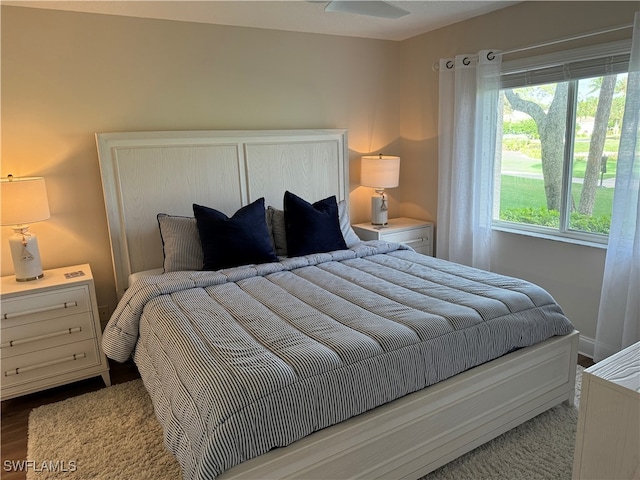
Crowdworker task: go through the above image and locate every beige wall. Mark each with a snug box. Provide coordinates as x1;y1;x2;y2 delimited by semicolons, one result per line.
399;1;637;351
1;5;402;311
2;2;637;353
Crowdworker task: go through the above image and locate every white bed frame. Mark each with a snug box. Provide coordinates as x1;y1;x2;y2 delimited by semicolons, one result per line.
96;129;579;480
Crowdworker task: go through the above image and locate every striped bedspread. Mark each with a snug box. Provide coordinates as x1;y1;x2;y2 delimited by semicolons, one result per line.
102;241;574;480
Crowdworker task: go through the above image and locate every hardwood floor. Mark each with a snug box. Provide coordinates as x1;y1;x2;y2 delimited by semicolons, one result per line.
1;359;140;480
1;354;596;480
578;353;595;368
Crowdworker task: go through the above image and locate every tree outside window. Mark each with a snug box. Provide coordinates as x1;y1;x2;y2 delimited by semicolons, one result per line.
494;73;628;240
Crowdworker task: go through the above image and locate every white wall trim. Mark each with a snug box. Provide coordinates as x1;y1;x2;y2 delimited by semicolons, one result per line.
579;334;595;360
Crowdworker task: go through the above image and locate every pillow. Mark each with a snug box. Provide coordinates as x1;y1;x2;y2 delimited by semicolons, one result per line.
337;200;362;247
157;214;203;272
283;191;347;257
269;200;359;256
267;205;288;256
193;198;278;270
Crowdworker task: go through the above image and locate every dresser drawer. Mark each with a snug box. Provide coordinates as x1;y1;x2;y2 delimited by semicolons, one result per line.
1;286;91;328
2;339;101;388
382;227;431;245
1;311;96;359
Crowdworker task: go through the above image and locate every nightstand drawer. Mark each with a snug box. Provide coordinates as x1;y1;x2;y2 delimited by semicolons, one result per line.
402;239;432;255
2;339;101;388
1;285;91;328
0;264;110;399
382;227;431;245
1;311;96;359
353;218;434;257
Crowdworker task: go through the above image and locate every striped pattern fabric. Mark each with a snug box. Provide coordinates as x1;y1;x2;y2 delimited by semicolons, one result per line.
157;214;203;272
102;241;574;480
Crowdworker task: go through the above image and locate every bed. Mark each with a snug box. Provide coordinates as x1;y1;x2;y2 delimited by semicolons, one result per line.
96;129;578;480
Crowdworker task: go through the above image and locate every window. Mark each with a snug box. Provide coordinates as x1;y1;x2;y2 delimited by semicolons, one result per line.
493;41;632;244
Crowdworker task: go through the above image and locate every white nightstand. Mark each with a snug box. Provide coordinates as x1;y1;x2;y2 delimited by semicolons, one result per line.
352;217;433;256
572;342;639;479
1;264;111;400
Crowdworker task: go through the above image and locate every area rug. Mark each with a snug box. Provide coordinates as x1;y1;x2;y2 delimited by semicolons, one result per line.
27;368;583;479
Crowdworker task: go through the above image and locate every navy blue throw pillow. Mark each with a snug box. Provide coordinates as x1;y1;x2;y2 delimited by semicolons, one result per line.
284;191;347;257
193;198;277;270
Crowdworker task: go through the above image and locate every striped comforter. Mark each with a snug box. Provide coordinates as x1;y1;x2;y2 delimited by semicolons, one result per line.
102;241;574;480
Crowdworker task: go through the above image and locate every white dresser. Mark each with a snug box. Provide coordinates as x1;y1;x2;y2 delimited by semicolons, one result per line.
352;217;433;256
1;264;110;400
572;341;640;479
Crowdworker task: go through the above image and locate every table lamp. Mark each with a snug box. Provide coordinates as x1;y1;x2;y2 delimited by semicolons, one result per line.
361;154;400;225
1;175;51;281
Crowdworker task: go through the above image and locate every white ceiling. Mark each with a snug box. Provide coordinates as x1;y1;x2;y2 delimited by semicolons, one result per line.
1;1;520;41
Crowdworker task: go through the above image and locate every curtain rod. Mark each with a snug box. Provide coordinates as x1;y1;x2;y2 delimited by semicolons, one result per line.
501;22;633;56
432;21;634;71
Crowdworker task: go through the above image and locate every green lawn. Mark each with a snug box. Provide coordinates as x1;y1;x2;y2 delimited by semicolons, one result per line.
572;158;617;179
573;137;619;154
501;137;619;180
500;175;614;218
501;155;617;180
498;138;618;234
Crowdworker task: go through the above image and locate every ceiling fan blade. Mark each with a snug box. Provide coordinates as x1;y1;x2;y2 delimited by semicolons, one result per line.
324;1;409;19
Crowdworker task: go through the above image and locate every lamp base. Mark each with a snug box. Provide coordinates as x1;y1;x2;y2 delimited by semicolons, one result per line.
9;228;44;282
370;194;388;226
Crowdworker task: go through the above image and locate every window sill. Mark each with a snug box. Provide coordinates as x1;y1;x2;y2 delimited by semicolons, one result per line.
492;223;608;250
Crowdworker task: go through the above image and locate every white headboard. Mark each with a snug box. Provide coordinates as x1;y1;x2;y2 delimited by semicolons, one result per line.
96;129;349;298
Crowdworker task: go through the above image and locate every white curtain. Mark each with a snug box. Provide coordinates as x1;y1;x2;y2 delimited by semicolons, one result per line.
437;51;502;270
594;12;640;362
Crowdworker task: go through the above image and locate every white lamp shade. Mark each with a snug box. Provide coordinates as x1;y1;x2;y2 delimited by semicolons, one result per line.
361;155;400;188
1;176;50;226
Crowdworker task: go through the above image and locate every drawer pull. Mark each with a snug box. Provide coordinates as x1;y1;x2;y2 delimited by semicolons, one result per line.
4;352;87;376
2;301;78;320
1;327;82;349
403;238;426;245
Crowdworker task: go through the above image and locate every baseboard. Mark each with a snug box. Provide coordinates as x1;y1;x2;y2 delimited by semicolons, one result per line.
579;334;595;359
